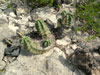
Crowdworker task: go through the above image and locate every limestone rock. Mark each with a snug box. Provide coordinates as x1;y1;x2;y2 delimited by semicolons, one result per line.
3;47;85;75
0;42;6;70
56;36;71;46
9;12;16;17
0;13;8;25
70;44;77;50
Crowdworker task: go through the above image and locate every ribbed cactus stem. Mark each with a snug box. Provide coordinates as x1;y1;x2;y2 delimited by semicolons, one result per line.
35;19;51;39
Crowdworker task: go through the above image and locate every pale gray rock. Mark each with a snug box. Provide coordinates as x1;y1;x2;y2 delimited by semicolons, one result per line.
5;46;20;57
31;7;57;24
3;47;85;75
46;19;55;29
0;13;8;25
26;22;35;28
0;25;16;41
0;42;6;70
65;47;74;56
9;12;16;17
56;36;71;46
8;22;19;33
70;44;77;50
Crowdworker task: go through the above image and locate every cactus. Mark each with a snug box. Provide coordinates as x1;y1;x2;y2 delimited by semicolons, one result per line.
42;40;51;48
57;11;73;28
21;36;46;54
35;19;51;39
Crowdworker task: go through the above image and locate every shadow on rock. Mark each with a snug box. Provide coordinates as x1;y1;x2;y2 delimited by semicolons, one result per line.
59;55;85;75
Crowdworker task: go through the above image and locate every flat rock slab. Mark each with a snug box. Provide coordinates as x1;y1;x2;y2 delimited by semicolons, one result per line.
3;47;85;75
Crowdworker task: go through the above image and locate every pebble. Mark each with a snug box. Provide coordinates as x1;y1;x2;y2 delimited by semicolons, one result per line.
9;12;16;17
70;44;77;50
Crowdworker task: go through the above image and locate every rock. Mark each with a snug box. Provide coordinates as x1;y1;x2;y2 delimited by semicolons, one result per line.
0;19;7;25
91;69;100;75
0;24;16;41
8;22;19;33
5;46;20;57
76;31;82;35
0;42;6;70
56;40;69;46
16;7;26;16
15;15;30;25
9;12;16;17
46;19;55;29
32;7;57;24
70;44;77;50
71;38;77;43
27;22;35;27
65;48;74;56
0;13;8;25
16;4;29;16
3;47;85;75
56;36;71;46
11;49;20;57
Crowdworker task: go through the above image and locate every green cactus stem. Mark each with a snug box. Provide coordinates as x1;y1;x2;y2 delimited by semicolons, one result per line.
35;19;51;39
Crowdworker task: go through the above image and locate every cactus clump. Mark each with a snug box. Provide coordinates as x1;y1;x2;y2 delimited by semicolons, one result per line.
35;19;51;39
35;19;52;48
42;40;51;48
21;36;45;54
58;11;73;28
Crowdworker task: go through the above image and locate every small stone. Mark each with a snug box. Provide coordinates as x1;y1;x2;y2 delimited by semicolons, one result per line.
71;38;77;43
21;16;29;24
46;19;54;29
83;32;89;36
56;39;70;46
17;8;25;14
93;53;100;57
9;12;16;17
77;31;82;35
65;48;74;56
5;46;20;57
8;22;19;33
11;49;20;57
27;22;35;27
70;44;77;50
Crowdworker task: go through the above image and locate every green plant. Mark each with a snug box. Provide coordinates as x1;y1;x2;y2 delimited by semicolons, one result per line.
21;36;45;54
75;0;100;39
42;40;51;47
0;69;4;72
26;0;61;8
57;10;73;28
7;3;16;10
35;19;51;39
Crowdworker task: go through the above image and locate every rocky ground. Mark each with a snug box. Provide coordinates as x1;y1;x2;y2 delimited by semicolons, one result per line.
0;0;100;75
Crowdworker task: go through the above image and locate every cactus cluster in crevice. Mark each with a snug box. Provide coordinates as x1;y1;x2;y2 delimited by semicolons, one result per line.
35;19;52;48
35;19;51;39
57;11;73;28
